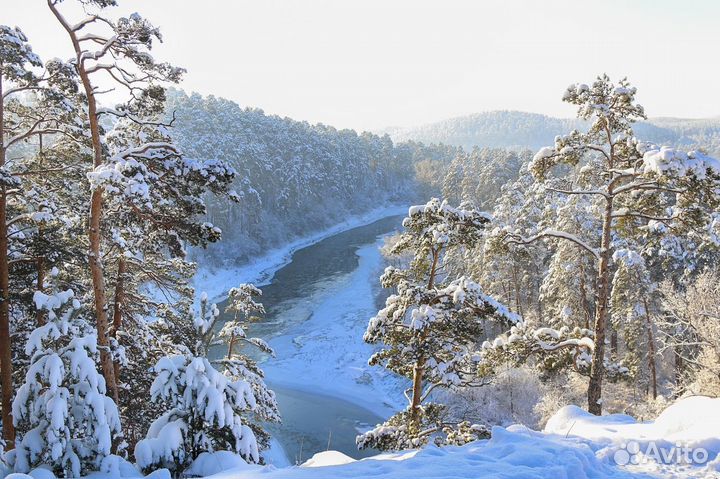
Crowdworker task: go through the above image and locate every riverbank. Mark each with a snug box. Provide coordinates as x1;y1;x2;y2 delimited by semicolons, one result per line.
193;204;407;301
258;238;406;465
261;240;406;416
197;210;408;465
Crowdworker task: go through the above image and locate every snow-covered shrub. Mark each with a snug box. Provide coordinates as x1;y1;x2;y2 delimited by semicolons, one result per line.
135;290;277;476
10;289;121;478
441;421;490;446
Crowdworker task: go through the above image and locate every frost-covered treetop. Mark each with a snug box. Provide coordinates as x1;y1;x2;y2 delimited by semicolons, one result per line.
397;198;491;257
0;25;42;82
561;75;645;132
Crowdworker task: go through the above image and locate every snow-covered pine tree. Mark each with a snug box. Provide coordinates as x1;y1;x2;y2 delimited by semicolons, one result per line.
480;163;550;324
96;95;237;449
135;289;277;475
357;199;519;451
489;75;720;414
47;0;186;403
10;276;121;477
0;24;78;449
216;284;279;451
610;247;658;398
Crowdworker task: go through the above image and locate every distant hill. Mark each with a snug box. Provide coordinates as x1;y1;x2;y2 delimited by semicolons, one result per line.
380;111;720;155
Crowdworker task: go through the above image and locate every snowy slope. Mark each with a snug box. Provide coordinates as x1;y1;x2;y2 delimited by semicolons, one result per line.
8;397;720;479
171;426;646;479
200;396;720;479
545;396;720;477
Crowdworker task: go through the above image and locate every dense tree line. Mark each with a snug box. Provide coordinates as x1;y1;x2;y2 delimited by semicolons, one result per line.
386;77;720;438
165;90;459;264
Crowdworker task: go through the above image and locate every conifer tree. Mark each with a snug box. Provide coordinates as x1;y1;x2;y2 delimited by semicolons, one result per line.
490;75;720;414
47;0;185;402
135;290;278;474
358;199;518;450
0;24;78;448
11;279;121;477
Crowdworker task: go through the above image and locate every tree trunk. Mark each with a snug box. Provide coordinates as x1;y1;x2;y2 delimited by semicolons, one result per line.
48;0;119;403
410;362;424;422
410;248;440;423
610;329;618;358
511;262;523;317
227;334;236;359
0;72;16;449
579;258;590;329
36;256;45;326
674;352;683;397
588;197;613;415
643;297;658;399
111;257;126;385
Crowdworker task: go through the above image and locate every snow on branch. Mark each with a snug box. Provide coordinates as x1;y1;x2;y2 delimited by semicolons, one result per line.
505;229;600;260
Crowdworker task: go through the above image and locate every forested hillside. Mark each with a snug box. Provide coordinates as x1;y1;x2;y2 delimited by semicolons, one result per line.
165;90;458;264
384;110;720;155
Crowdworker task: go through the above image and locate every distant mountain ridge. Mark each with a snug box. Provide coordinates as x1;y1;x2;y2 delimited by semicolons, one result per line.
380;111;720;155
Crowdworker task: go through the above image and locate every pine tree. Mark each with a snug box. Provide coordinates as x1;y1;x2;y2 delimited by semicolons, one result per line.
0;24;78;449
494;75;720;414
11;278;121;477
47;0;185;403
135;290;277;475
358;199;518;451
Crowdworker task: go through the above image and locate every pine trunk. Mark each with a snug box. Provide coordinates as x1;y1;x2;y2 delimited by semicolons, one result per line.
111;257;126;384
48;1;120;403
410;362;424;422
588;197;613;415
0;74;16;449
410;249;440;423
643;297;658;399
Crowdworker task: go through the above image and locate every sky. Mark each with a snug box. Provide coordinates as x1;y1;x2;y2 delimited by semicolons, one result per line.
3;0;719;131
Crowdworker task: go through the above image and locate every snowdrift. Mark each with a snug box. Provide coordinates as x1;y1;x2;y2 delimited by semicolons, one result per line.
4;397;719;478
184;427;635;479
545;395;720;475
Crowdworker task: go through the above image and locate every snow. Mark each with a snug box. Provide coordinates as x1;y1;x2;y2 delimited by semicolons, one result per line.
545;396;720;476
117;397;718;479
641;145;720;178
301;451;356;468
194;204;407;301
184;451;252;477
532;146;556;165
191;426;638;479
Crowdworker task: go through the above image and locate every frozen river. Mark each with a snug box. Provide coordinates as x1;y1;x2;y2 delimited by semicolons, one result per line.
214;215;404;464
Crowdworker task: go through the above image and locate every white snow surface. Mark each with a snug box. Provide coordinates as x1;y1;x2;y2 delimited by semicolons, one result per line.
545;396;720;477
194;205;407;301
300;451;356;468
158;426;642;479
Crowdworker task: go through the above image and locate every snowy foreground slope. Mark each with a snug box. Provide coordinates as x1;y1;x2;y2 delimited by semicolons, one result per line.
5;397;715;479
186;397;720;479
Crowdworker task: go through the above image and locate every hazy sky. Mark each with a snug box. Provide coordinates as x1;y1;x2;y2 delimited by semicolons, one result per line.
4;0;719;131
